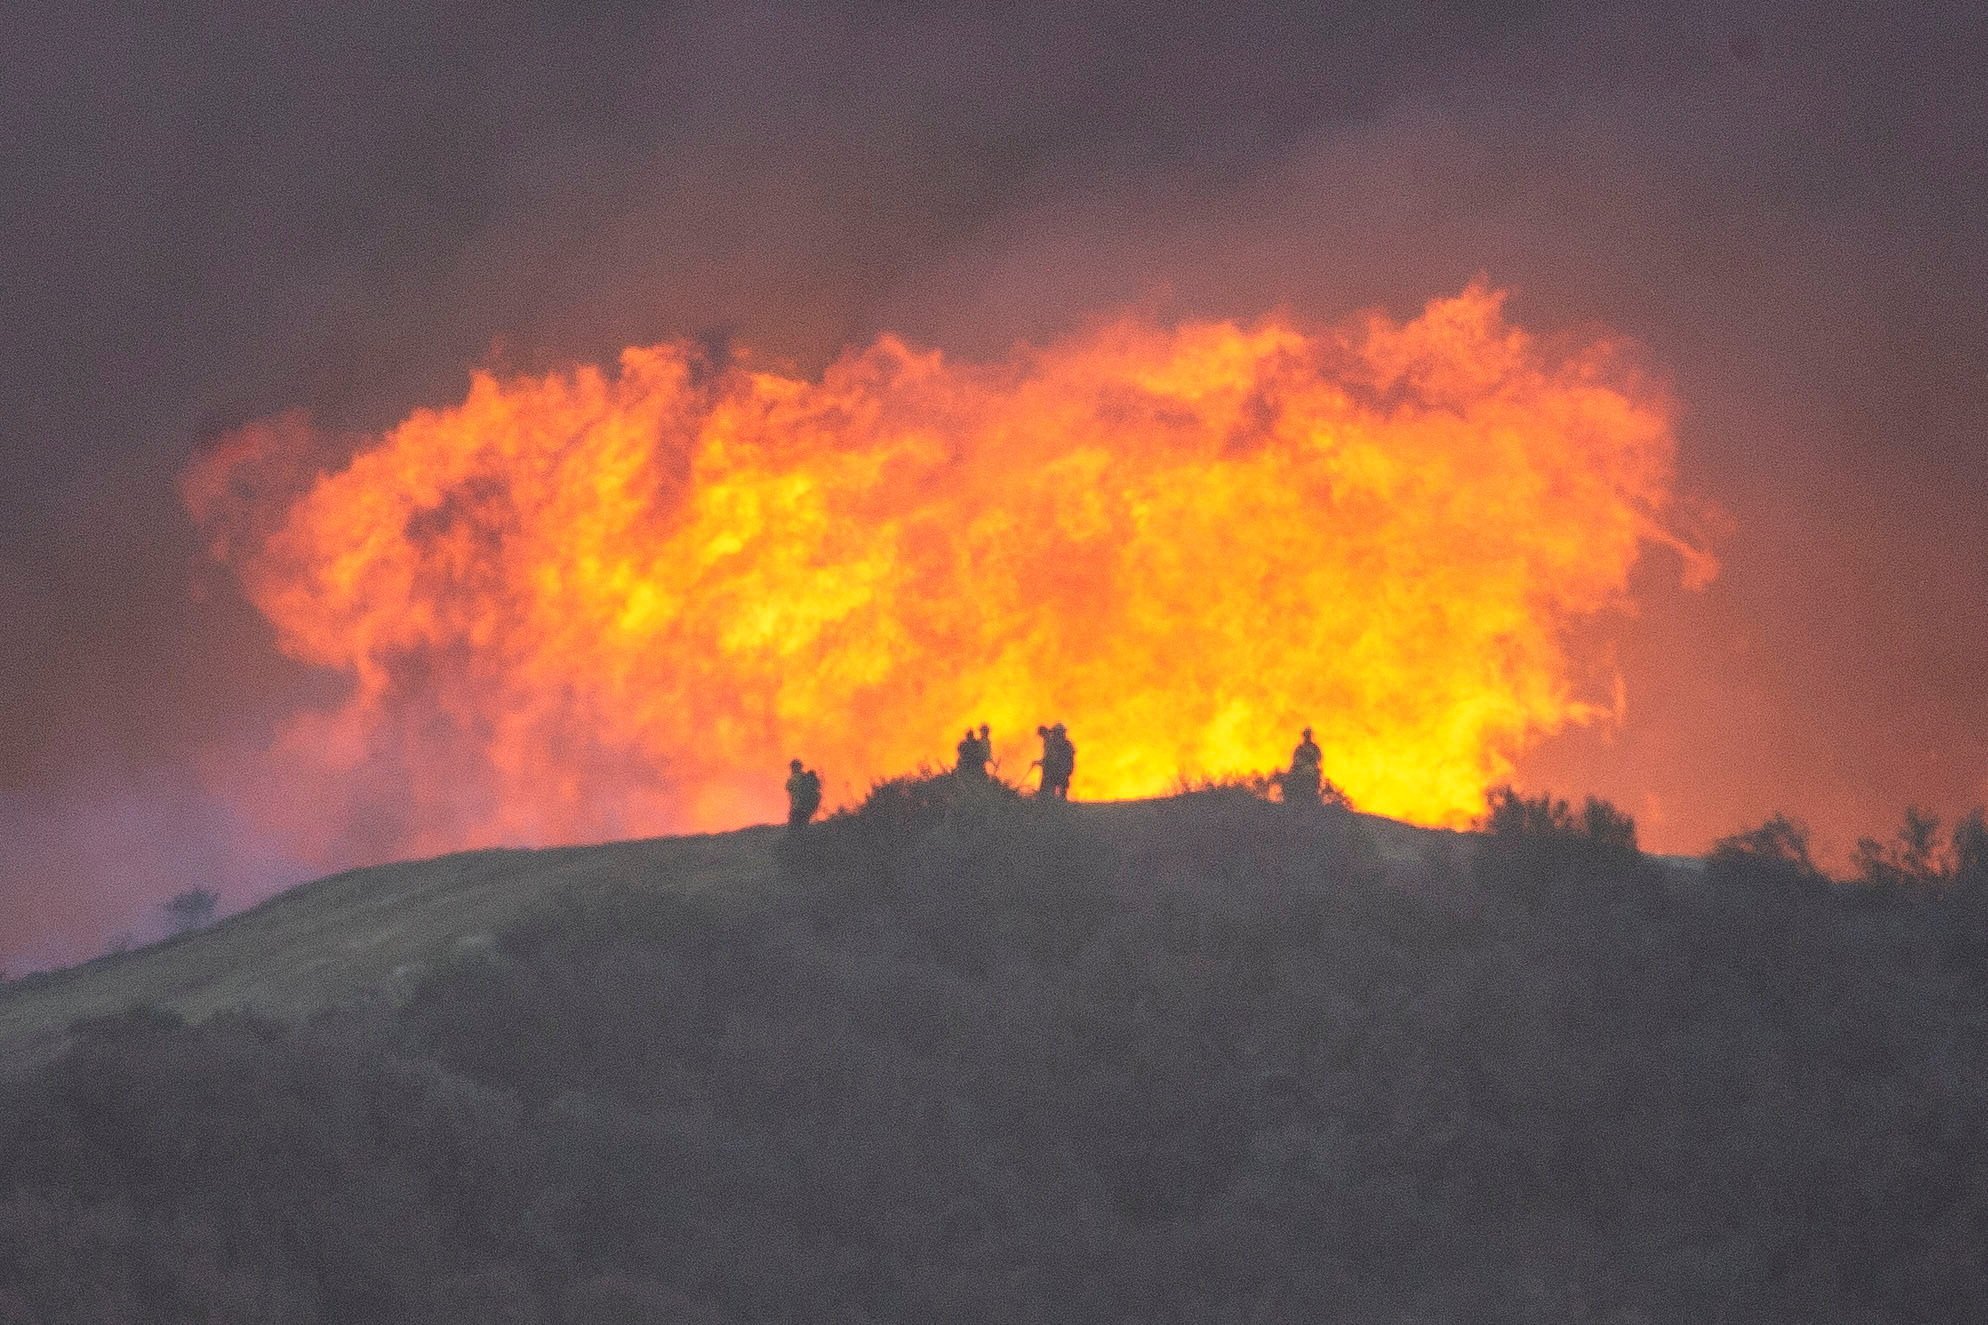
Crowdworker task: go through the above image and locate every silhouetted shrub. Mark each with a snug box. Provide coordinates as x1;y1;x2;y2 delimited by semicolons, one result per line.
1480;787;1638;853
1173;770;1352;810
1950;811;1988;925
1580;797;1638;853
1171;771;1276;803
162;887;219;936
851;768;1023;832
1854;806;1949;893
1708;813;1824;892
852;767;957;822
1482;785;1576;838
1473;787;1644;912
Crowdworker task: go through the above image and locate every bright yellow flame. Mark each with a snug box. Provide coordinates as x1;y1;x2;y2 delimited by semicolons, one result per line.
182;284;1710;861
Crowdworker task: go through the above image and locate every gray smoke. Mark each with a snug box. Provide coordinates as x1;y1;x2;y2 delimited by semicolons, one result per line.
4;0;1985;966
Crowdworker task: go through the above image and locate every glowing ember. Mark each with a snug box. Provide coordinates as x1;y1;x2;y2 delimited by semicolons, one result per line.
183;284;1711;861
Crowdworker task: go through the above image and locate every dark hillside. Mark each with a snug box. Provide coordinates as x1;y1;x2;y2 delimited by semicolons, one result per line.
4;782;1987;1322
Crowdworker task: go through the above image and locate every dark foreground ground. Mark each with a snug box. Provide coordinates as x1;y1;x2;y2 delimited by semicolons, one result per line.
3;780;1987;1323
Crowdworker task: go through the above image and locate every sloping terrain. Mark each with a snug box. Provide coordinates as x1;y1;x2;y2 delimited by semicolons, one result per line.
3;781;1984;1323
0;830;784;1061
0;799;1461;1062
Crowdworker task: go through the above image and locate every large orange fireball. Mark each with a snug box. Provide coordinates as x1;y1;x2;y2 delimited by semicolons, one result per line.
183;285;1711;862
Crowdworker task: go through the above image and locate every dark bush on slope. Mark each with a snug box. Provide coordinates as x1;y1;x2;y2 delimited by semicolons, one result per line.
8;785;1988;1321
1480;785;1639;855
1710;812;1823;887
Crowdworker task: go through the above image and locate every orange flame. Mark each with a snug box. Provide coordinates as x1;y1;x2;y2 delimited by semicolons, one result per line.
183;285;1710;862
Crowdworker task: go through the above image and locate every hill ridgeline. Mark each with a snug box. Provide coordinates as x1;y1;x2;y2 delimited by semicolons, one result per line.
1;779;1984;1323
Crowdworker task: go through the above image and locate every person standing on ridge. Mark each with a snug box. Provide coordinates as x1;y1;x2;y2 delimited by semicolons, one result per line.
1033;722;1075;799
1283;726;1323;806
956;726;989;778
1051;723;1075;799
786;758;823;829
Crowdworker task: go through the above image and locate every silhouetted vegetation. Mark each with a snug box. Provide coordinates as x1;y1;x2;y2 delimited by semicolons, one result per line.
1481;785;1639;853
837;765;1027;842
1850;806;1988;894
1711;811;1819;875
1173;770;1350;808
161;888;219;936
1172;770;1278;799
9;783;1988;1320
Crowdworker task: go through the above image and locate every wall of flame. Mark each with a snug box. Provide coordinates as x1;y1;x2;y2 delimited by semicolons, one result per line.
182;285;1710;862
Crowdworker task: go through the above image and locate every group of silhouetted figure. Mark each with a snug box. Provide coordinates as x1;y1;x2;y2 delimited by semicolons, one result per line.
944;721;1076;799
785;723;1328;828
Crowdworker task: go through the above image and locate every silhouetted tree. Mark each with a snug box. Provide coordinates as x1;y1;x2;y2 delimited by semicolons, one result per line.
1952;808;1988;896
162;888;219;936
1708;813;1820;887
1580;797;1639;853
1854;807;1948;893
1481;786;1637;854
1482;786;1575;838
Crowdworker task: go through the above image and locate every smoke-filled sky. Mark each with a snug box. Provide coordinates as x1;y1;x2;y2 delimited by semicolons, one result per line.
4;1;1986;968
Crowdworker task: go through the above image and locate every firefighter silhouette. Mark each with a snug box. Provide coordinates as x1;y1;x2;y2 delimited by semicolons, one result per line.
1283;727;1323;806
785;758;823;828
957;723;993;778
1033;722;1075;799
